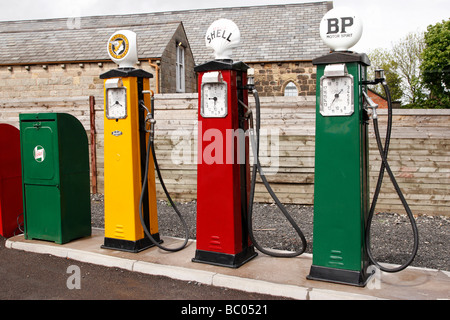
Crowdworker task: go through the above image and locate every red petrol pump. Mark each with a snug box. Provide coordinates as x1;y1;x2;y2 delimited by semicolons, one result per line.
193;19;307;268
0;124;23;238
193;19;255;267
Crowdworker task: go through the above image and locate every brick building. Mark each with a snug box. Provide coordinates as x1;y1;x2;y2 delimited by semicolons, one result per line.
0;2;332;100
0;20;196;98
367;89;388;109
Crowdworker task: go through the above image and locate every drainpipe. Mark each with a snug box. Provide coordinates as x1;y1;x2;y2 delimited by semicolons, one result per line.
89;95;97;194
148;59;160;94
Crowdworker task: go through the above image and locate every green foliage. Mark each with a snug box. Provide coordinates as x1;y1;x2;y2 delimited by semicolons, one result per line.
368;20;449;109
420;19;450;109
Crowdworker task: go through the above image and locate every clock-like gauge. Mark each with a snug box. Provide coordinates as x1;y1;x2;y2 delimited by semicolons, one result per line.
106;87;127;119
320;74;354;117
201;82;228;118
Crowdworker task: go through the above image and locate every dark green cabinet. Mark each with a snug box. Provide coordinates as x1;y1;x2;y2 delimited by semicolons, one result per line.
20;113;91;244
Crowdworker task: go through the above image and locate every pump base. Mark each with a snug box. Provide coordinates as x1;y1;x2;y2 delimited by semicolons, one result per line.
307;265;371;287
102;234;162;253
192;247;257;268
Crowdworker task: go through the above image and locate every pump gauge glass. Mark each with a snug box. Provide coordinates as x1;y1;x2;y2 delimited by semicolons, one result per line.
106;87;127;119
201;82;228;118
320;75;354;116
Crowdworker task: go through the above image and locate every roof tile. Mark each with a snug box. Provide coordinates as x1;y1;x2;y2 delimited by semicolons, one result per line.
0;2;332;65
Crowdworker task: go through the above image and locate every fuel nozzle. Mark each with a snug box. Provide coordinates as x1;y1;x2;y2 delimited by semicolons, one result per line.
362;91;378;120
148;118;156;141
139;100;156;138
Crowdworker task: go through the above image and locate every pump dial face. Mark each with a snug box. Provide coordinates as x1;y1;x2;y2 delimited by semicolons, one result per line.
201;82;228;118
320;75;354;116
106;87;127;119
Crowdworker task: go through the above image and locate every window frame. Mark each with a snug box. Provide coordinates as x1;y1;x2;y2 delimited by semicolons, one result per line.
176;44;185;93
284;81;298;97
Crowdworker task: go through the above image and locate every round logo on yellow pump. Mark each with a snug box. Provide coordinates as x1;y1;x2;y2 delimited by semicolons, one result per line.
108;34;130;60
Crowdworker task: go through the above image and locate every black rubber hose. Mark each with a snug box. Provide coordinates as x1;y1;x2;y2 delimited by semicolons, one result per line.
247;89;307;257
139;117;189;252
365;83;419;273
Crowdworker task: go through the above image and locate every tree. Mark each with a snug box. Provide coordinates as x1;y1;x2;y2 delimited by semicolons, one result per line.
368;32;426;107
390;32;426;107
421;19;450;109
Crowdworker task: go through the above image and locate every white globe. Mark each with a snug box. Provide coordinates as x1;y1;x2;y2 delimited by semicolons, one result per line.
107;30;138;68
205;19;241;60
319;7;363;51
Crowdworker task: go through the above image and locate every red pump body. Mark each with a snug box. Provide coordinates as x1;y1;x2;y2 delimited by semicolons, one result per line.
193;60;257;268
0;124;23;238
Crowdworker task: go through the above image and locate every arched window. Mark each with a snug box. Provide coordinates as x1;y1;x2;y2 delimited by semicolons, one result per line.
284;81;298;96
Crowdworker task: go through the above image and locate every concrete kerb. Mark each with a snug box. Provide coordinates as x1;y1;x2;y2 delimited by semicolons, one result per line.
6;238;138;271
6;238;68;258
133;260;216;285
5;236;384;300
212;274;309;300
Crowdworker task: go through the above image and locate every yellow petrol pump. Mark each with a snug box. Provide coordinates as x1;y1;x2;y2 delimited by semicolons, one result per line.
100;30;160;252
100;30;189;253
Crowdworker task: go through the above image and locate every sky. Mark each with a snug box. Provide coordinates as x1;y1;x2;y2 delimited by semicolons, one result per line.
0;0;448;53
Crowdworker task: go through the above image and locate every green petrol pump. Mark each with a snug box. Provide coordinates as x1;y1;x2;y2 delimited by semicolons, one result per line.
308;7;419;286
308;52;371;286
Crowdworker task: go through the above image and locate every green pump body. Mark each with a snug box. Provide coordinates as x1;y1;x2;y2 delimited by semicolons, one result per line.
308;52;372;286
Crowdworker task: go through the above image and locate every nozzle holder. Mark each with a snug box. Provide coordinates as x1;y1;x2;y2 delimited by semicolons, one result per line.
375;69;385;82
362;69;386;86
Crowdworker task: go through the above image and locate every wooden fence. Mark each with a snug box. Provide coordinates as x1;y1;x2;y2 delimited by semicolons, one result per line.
1;94;449;217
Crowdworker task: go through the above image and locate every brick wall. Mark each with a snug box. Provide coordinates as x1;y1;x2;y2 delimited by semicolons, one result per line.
250;61;317;97
0;26;196;100
0;58;313;100
0;61;158;100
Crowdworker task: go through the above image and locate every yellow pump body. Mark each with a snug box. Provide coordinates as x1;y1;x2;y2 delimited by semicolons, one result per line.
101;71;160;252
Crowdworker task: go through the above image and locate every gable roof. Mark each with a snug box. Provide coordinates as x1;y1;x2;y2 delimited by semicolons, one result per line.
0;21;183;65
0;1;332;65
